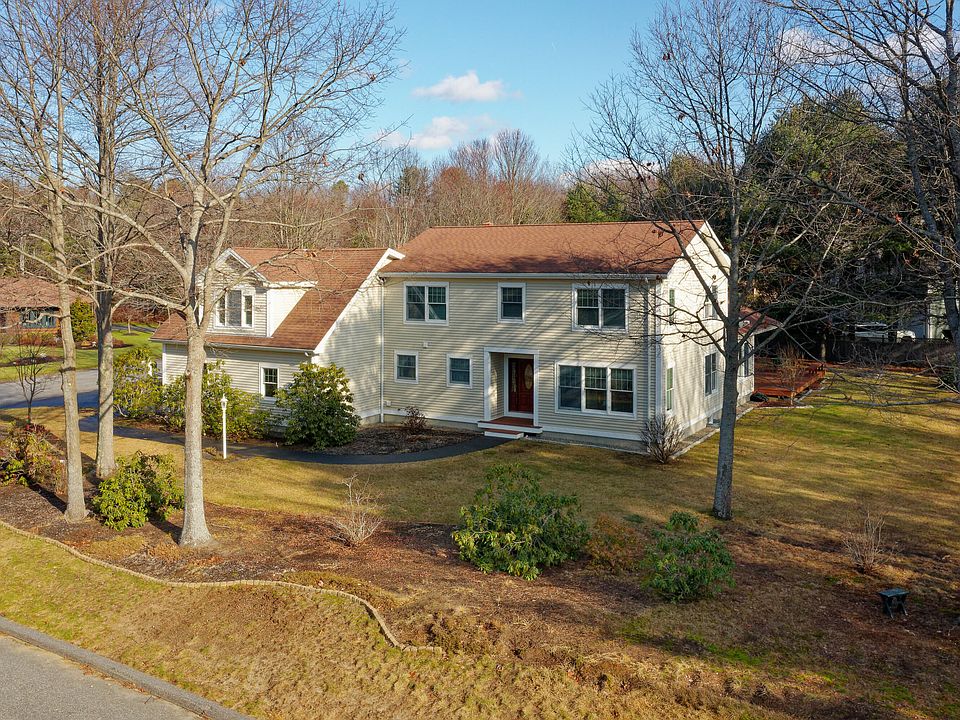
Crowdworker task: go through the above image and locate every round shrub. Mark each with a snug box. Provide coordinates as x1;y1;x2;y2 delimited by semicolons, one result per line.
275;362;360;450
645;511;734;602
92;451;183;530
114;347;162;420
453;464;588;580
162;361;267;440
0;423;63;492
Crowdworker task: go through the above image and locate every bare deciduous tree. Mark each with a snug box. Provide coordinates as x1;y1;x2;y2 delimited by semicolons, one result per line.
0;0;87;521
572;0;874;519
786;0;960;388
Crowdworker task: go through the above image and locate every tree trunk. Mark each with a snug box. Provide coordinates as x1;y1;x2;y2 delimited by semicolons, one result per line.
57;278;86;522
941;270;960;388
712;325;741;521
179;329;212;546
95;289;115;478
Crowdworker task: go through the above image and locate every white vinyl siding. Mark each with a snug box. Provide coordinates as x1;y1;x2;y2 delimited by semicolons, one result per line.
382;276;654;435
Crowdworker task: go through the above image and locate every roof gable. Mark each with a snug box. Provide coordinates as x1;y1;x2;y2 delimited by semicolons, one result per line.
152;246;397;351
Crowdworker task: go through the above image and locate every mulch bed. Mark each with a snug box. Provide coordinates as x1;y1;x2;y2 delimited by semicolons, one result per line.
321;425;478;455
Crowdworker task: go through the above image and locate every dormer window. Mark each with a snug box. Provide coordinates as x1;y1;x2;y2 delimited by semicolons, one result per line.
217;289;253;328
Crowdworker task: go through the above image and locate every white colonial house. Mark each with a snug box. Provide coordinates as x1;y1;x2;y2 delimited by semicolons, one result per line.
153;221;755;449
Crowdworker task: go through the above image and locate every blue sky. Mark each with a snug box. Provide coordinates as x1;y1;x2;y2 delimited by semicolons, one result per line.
372;1;658;167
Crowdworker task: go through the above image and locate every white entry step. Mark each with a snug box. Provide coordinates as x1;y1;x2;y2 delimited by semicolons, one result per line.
483;430;525;440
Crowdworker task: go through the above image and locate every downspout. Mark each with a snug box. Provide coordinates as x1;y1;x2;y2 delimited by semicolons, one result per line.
653;279;663;419
379;277;385;424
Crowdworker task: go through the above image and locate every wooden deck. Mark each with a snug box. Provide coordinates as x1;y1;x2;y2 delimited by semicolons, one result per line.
754;359;826;399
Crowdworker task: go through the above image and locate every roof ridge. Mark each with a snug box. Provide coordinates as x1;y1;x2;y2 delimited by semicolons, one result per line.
425;220;704;229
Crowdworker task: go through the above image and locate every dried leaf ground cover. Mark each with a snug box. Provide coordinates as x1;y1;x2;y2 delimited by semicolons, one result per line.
0;374;958;719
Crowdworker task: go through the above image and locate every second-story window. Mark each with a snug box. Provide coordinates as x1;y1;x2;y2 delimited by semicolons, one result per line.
574;286;626;330
405;284;447;323
217;290;252;328
499;284;524;322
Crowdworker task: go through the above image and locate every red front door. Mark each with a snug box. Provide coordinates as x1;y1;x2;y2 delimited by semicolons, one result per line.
507;357;534;414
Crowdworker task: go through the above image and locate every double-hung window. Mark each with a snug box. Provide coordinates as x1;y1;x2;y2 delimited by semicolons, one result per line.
21;310;55;328
448;356;471;387
499;284;524;322
395;352;418;383
574;286;626;330
557;365;635;415
665;367;674;411
667;288;677;323
405;283;447;323
217;289;253;328
261;366;279;398
704;352;718;395
739;343;753;377
704;283;719;320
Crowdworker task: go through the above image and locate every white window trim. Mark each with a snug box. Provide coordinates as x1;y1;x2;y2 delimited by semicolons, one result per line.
704;352;719;396
214;288;255;330
667;288;677;323
665;366;675;413
554;362;637;418
446;354;473;388
571;283;629;333
394;350;419;384
403;281;449;326
497;282;526;324
259;363;280;402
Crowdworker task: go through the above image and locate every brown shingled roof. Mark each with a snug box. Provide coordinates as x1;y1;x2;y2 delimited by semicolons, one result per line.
385;221;705;275
152;247;389;351
0;276;74;309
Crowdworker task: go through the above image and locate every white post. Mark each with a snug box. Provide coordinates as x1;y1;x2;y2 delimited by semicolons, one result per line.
220;394;228;459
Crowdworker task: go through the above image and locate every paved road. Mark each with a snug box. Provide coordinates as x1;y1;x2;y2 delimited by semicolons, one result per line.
0;369;98;410
0;634;198;720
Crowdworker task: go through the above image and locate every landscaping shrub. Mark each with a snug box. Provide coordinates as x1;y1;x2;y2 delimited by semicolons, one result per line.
453;464;588;580
586;515;644;573
646;511;734;602
401;405;427;434
69;300;96;344
641;414;684;464
843;508;886;574
275;362;360;450
0;423;63;492
92;451;183;530
330;475;383;547
114;347;162;420
162;361;267;440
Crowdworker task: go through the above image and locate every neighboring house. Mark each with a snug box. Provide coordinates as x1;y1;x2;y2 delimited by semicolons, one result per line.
153;221;753;449
0;276;72;335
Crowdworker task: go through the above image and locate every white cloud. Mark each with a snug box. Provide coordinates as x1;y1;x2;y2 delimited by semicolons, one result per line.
382;115;501;152
412;71;516;103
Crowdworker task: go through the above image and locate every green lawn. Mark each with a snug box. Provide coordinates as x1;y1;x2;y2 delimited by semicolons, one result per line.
0;327;159;383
